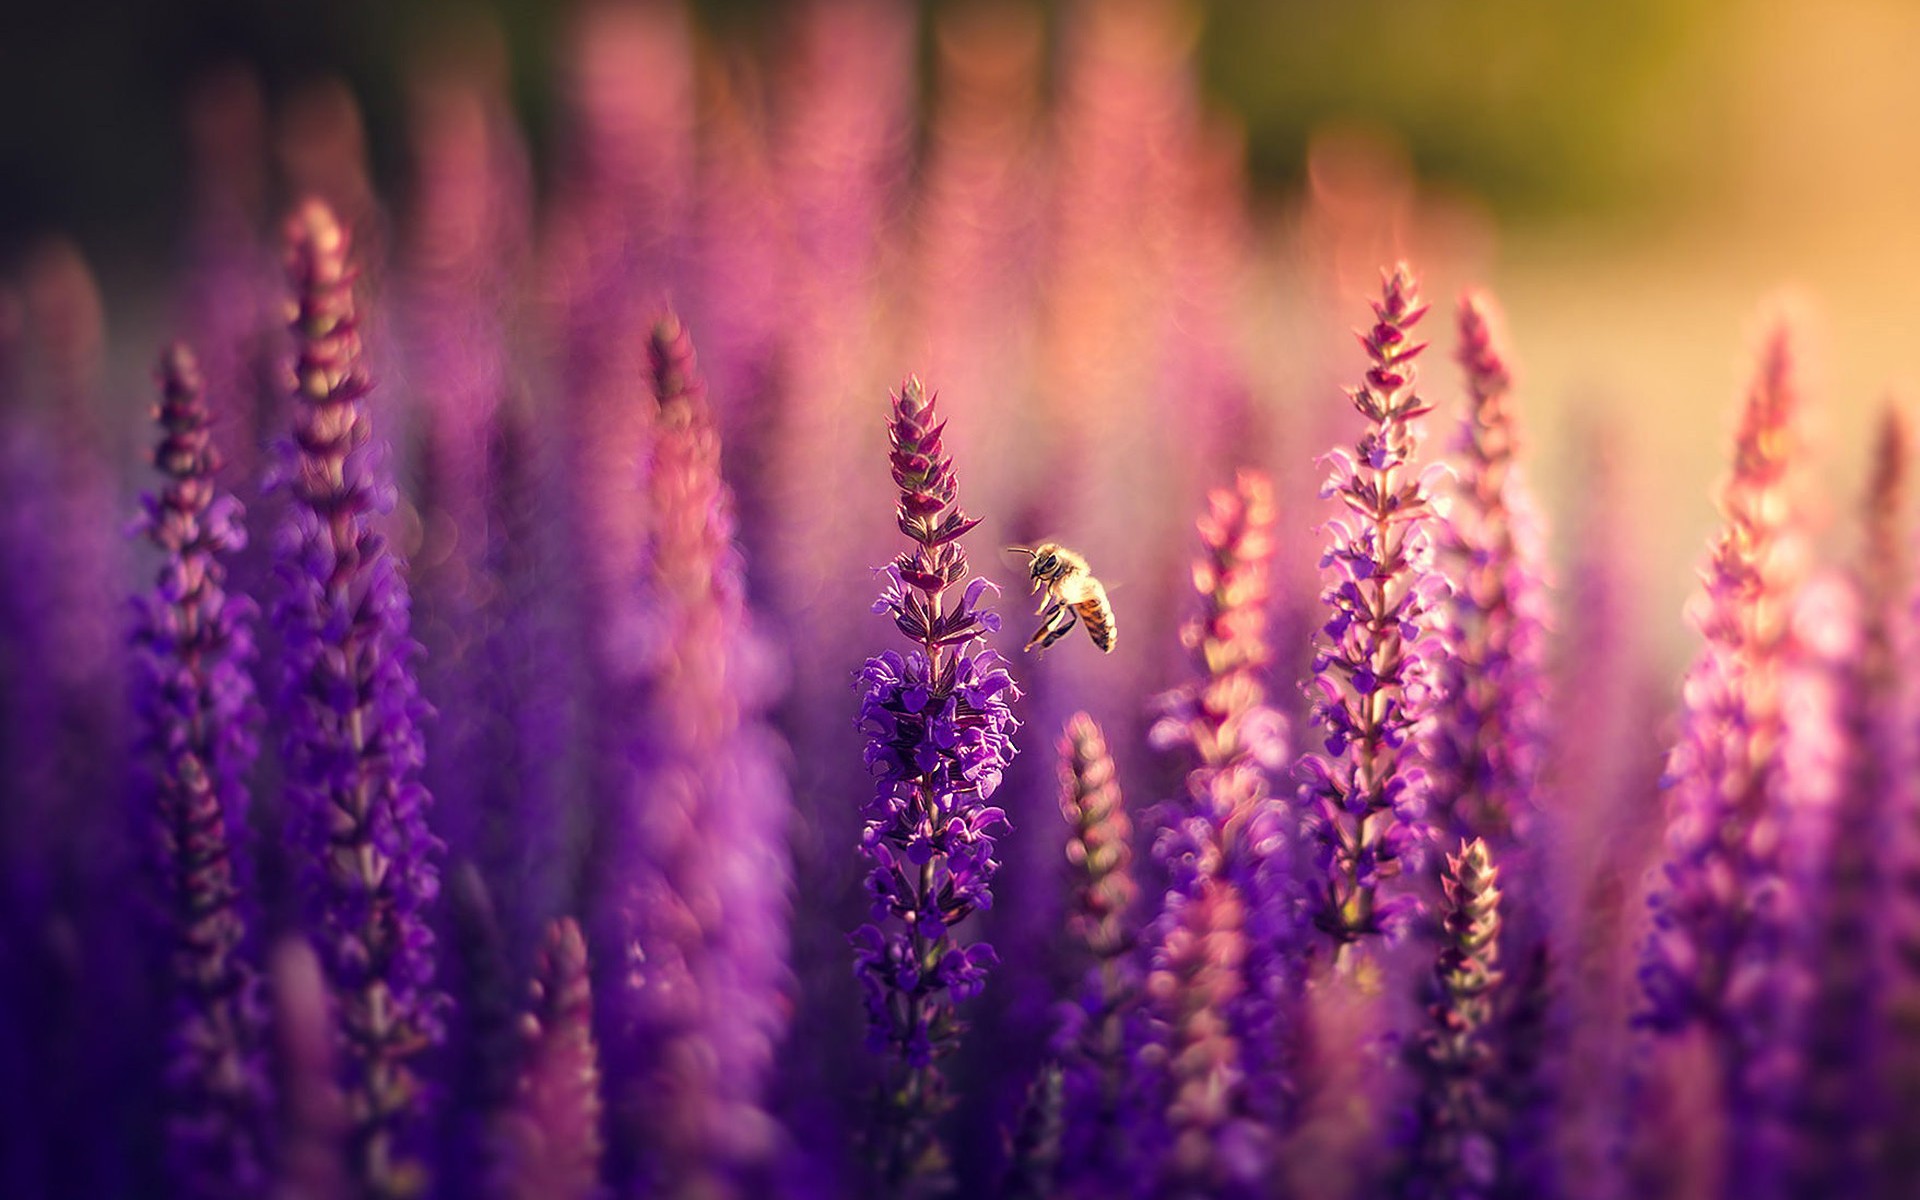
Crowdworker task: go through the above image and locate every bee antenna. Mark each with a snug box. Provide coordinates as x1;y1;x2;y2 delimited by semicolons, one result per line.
1004;545;1033;556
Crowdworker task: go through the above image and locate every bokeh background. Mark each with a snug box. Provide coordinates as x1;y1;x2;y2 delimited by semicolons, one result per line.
4;0;1916;668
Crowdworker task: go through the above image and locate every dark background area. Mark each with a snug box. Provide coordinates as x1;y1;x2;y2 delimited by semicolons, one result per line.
0;0;1712;259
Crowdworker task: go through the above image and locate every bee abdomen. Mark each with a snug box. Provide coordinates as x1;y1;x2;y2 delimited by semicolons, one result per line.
1075;596;1116;652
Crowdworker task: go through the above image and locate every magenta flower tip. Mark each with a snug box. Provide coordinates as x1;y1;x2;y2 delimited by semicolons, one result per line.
1301;265;1448;951
272;199;442;1199
854;374;1019;1191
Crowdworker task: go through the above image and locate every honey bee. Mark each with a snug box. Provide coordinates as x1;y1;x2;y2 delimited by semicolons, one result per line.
1009;543;1116;654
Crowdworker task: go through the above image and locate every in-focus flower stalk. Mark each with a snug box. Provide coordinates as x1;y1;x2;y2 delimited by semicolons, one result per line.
1300;264;1448;952
272;198;442;1199
852;376;1020;1194
131;342;268;1198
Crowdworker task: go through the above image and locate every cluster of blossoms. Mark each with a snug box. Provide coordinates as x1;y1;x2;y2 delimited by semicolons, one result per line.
852;376;1020;1190
271;200;443;1197
1300;265;1450;949
130;343;268;1197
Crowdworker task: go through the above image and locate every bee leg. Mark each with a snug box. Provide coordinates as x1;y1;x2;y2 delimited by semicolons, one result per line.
1036;605;1080;650
1025;604;1075;653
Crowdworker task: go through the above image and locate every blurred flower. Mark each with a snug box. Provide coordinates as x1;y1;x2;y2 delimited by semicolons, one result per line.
1000;1062;1065;1200
494;918;605;1200
1638;322;1809;1196
1143;470;1295;1196
592;314;794;1196
0;242;138;1198
1781;572;1878;1198
1051;712;1141;1195
1400;838;1505;1200
399;36;535;889
1429;292;1549;846
1142;868;1254;1197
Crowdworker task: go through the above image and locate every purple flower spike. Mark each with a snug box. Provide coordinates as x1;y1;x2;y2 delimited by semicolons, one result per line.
1143;470;1294;1196
1400;838;1505;1200
853;376;1020;1193
131;342;268;1198
1051;713;1140;1194
1300;264;1448;953
594;313;793;1195
494;918;605;1200
1637;322;1808;1192
272;199;442;1199
1430;292;1549;846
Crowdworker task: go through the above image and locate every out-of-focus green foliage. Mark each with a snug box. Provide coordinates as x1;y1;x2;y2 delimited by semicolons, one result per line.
1199;0;1725;220
0;0;1726;247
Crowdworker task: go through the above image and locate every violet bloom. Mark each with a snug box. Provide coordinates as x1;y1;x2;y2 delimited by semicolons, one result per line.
852;376;1020;1193
1638;324;1807;1193
494;918;606;1200
1429;293;1549;846
593;314;793;1195
1143;470;1294;1196
272;199;441;1199
1400;838;1505;1200
131;343;268;1198
1300;264;1448;952
1051;712;1140;1195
